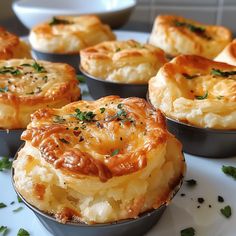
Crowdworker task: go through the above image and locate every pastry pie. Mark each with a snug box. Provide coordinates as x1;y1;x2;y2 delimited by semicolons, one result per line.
80;40;167;84
0;59;80;129
149;15;232;59
149;55;236;129
29;15;116;54
13;96;185;224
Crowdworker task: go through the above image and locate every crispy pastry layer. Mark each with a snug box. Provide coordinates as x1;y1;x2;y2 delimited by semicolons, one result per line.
149;15;232;59
29;15;116;54
13;96;185;224
0;27;31;59
0;59;80;129
149;55;236;129
80;40;167;84
215;39;236;66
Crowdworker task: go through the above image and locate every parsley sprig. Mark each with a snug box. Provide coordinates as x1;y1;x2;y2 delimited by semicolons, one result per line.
195;91;208;100
0;226;8;236
74;109;96;122
49;17;72;26
211;68;236;78
0;157;12;171
220;205;232;218
0;66;22;76
17;228;30;236
0;87;8;93
222;165;236;180
180;227;195;236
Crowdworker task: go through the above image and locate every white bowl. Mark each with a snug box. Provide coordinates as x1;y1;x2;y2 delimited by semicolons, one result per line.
12;0;136;29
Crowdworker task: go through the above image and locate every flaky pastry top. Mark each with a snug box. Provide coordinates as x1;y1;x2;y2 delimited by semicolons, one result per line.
22;96;169;182
80;40;167;83
149;15;232;59
149;55;236;129
0;59;80;129
29;15;116;54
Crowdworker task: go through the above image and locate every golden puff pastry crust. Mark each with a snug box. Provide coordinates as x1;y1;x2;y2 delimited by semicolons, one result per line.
0;27;31;59
149;15;232;59
80;40;167;84
149;55;236;129
29;15;116;54
215;39;236;66
13;96;185;224
0;59;80;129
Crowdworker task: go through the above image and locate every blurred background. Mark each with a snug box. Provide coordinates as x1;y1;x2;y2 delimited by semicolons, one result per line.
0;0;235;35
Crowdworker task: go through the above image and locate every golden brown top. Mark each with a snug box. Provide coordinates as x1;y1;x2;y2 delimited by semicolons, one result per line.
29;15;116;54
80;40;167;83
22;96;168;181
149;15;232;59
149;55;236;129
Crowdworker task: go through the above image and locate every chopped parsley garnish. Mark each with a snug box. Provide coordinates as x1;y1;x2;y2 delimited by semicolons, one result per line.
220;205;232;218
0;203;6;209
185;179;197;187
211;68;236;77
0;66;22;75
182;73;198;80
21;62;46;73
0;157;12;171
32;62;46;73
216;95;224;100
49;17;72;26
174;20;211;40
17;196;23;203
0;226;8;236
180;227;195;236
75;109;96;122
116;48;121;52
59;138;70;144
222;165;236;180
195;91;208;100
13;207;23;213
76;75;86;83
53;115;66;124
10;201;15;205
17;228;30;236
100;107;105;114
218;196;224;203
0;87;8;93
111;149;119;156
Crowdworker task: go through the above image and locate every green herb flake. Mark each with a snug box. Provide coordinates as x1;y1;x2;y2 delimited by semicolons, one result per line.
0;226;8;236
76;75;86;83
100;107;105;114
0;203;7;209
10;201;15;205
111;149;119;156
0;157;12;171
53;115;65;124
17;228;30;236
0;87;8;93
59;138;70;144
0;66;22;76
211;68;236;77
222;165;236;180
195;91;208;100
180;227;195;236
216;95;224;100
13;207;23;213
49;17;72;26
32;62;46;73
220;205;232;218
115;48;121;52
74;109;96;122
17;196;23;203
185;179;197;187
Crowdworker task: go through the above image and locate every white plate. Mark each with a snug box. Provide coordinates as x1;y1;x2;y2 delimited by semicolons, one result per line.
2;31;236;236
